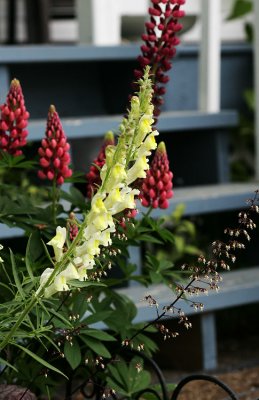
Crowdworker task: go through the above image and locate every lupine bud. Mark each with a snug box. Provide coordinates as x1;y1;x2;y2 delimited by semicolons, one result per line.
68;213;79;241
38;105;72;185
86;131;115;198
132;0;185;121
0;79;29;156
140;141;173;209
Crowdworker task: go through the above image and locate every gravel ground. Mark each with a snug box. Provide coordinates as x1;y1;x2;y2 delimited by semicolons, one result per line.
160;334;259;400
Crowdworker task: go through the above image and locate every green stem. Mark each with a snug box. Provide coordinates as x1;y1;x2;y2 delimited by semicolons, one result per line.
52;176;58;225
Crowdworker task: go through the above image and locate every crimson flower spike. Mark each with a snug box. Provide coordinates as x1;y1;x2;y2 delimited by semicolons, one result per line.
0;78;30;156
133;0;185;120
38;105;72;185
140;141;173;209
86;131;115;198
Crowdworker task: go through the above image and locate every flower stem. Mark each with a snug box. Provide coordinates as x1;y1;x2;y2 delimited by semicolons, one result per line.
52;177;58;225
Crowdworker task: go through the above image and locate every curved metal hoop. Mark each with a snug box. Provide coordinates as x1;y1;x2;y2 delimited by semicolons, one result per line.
171;373;238;400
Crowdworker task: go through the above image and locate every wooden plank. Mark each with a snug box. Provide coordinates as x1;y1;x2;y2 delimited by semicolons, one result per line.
1;182;257;240
0;44;140;63
27;110;238;141
116;266;259;325
140;182;259;217
0;43;252;64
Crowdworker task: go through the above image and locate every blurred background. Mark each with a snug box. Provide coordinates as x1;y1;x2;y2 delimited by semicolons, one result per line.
0;0;254;45
0;0;259;376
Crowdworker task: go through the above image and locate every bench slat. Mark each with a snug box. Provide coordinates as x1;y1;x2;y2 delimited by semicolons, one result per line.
27;110;238;141
117;266;259;325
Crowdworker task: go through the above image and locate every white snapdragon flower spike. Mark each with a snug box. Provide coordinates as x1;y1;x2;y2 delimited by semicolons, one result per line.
38;67;158;298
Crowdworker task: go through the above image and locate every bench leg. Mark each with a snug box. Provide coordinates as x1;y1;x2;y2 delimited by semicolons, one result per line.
0;66;10;103
200;312;217;370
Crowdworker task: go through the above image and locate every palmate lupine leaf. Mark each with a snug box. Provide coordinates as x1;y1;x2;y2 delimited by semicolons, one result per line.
0;196;38;216
0;151;36;169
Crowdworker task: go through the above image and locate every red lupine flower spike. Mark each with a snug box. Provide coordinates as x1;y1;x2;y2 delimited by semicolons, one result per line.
0;78;29;156
140;141;173;209
133;0;185;121
86;131;115;199
38;105;72;185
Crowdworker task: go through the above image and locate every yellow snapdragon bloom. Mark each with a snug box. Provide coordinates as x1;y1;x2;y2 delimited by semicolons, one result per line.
38;262;79;298
126;156;149;185
47;226;66;262
135;114;154;146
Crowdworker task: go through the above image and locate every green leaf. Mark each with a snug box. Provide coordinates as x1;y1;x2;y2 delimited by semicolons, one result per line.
107;357;151;397
149;270;162;284
9;249;25;299
25;234;38;281
171;203;186;222
49;308;73;327
82;310;113;325
81;329;116;341
64;338;81;370
0;357;18;372
244;89;255;111
65;171;87;184
159;228;175;243
139;234;163;244
69;280;106;288
227;0;252;20
14;344;67;378
81;336;111;358
245;21;253;42
157;259;173;271
60;186;86;209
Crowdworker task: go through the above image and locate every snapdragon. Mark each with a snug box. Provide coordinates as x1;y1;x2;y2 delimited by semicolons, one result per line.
39;66;158;298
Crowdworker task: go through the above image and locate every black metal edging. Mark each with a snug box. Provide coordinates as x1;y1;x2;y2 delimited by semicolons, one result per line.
171;374;238;400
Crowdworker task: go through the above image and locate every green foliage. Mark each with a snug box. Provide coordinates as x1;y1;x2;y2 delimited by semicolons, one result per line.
227;0;253;42
231;89;255;181
227;0;253;20
107;356;151;398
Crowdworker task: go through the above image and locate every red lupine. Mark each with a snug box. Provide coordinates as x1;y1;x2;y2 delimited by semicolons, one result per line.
133;0;185;120
38;105;72;185
0;78;29;156
140;141;173;209
86;131;115;198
